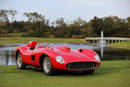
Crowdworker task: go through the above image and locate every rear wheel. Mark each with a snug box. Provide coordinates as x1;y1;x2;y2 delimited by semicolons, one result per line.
16;52;27;70
42;56;55;75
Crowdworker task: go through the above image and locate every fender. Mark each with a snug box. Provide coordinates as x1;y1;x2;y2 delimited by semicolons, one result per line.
38;48;59;68
76;48;97;59
15;46;29;63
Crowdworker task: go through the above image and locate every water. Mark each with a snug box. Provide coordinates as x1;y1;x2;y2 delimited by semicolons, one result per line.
0;43;130;65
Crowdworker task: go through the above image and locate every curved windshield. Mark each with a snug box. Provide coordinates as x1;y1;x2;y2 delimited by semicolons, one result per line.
34;43;54;50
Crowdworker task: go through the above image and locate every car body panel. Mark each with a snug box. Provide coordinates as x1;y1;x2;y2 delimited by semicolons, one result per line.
15;42;101;71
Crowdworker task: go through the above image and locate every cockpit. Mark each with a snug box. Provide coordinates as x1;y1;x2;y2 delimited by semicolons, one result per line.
26;41;53;50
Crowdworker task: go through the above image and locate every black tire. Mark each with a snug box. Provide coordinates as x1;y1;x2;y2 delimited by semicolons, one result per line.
16;52;27;70
83;70;94;74
42;56;55;76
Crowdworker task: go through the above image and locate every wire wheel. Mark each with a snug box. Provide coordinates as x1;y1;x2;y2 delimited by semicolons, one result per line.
16;52;26;70
43;56;55;75
17;54;22;68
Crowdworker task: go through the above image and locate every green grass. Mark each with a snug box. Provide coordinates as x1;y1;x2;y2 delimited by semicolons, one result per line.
0;37;86;43
110;42;130;49
0;61;130;87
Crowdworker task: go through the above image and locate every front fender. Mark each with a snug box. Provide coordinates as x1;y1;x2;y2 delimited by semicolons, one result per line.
14;46;28;59
39;49;59;69
76;48;97;59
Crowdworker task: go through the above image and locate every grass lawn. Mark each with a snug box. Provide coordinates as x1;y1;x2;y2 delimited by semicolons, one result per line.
110;42;130;49
0;61;130;87
0;37;86;43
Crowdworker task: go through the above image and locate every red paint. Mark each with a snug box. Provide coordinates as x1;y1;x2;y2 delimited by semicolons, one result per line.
15;41;101;71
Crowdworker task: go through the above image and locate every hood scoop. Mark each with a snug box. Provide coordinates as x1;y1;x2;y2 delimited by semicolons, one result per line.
56;46;71;52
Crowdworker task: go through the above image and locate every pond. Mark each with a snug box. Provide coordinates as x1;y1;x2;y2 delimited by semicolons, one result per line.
0;43;130;65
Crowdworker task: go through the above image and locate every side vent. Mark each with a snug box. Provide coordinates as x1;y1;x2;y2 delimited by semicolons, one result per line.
32;55;35;61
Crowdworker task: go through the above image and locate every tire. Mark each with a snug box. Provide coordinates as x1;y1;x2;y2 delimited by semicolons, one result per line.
42;56;55;75
16;52;27;70
83;70;94;74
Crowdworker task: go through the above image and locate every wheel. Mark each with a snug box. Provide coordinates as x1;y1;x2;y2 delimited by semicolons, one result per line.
83;70;94;74
16;52;27;70
42;56;55;75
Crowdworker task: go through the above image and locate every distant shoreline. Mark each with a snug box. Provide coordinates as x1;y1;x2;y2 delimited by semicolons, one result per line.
109;42;130;50
1;37;130;50
0;37;87;44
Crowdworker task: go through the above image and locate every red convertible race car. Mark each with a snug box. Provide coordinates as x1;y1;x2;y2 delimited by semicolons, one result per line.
15;41;101;75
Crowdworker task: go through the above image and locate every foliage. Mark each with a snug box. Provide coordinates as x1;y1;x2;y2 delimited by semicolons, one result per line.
0;9;130;38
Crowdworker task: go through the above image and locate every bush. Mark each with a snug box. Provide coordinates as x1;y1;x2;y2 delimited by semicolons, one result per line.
49;35;55;38
72;35;84;38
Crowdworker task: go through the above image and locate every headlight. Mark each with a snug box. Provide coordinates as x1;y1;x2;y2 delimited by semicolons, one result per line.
56;55;65;63
94;54;101;62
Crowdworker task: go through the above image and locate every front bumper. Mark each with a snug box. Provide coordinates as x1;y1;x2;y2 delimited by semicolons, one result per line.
53;61;101;71
66;62;98;70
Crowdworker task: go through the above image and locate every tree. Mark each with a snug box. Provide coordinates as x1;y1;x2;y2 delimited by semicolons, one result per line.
0;9;9;23
85;21;97;37
0;9;17;33
0;9;17;23
0;9;130;38
66;17;87;38
10;10;17;23
23;12;49;37
91;16;104;36
53;18;67;38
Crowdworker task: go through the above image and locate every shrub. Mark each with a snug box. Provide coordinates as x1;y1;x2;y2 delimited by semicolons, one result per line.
72;35;84;38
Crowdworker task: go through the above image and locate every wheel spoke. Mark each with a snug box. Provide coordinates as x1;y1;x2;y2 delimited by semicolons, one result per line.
17;54;22;68
43;57;51;73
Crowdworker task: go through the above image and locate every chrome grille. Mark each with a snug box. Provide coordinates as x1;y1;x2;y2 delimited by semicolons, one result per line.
66;62;97;70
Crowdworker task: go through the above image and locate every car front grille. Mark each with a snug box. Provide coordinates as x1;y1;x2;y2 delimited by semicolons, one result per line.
66;62;97;70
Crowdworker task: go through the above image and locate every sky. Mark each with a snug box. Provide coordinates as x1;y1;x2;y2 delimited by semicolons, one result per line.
0;0;130;22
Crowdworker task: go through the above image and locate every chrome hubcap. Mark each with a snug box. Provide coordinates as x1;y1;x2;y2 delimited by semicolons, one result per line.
17;54;22;68
43;57;51;73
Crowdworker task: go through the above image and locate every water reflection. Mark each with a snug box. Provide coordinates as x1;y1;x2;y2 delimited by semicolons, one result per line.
0;50;16;65
95;47;130;60
0;43;130;65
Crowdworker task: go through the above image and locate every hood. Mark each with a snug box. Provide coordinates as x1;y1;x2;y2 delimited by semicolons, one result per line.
54;46;97;63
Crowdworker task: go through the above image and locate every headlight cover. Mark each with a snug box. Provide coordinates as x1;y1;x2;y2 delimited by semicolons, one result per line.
56;55;65;63
94;54;101;62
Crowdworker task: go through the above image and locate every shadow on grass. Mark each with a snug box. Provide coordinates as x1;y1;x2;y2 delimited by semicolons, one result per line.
25;66;95;76
25;63;127;76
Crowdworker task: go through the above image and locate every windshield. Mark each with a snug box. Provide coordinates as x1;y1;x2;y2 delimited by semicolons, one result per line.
34;43;54;50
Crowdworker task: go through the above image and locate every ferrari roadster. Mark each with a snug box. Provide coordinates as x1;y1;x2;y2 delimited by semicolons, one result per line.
15;41;101;75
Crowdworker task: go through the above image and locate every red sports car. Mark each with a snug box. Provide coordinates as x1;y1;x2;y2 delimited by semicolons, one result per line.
15;41;101;75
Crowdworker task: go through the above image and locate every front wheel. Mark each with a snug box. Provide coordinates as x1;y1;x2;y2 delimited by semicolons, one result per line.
16;52;27;70
42;56;55;75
